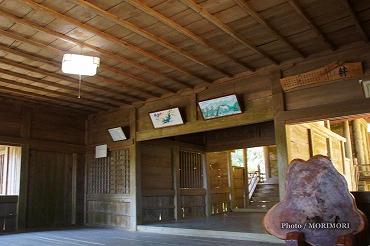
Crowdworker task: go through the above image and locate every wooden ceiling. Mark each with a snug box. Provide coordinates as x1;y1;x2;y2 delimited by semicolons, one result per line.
0;0;369;112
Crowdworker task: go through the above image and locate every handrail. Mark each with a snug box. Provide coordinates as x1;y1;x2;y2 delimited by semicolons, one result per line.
248;171;260;200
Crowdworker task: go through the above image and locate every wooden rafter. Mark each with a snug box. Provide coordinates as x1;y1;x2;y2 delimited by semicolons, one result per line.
0;28;173;96
0;43;148;101
0;42;160;100
0;67;115;109
233;0;305;58
125;0;254;71
73;0;234;77
287;0;336;50
0;76;105;111
340;0;369;42
0;84;95;112
0;44;142;101
0;8;193;92
0;57;130;105
21;0;211;83
179;0;279;64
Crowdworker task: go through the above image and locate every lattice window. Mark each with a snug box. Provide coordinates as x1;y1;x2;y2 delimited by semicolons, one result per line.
179;150;203;188
88;148;130;194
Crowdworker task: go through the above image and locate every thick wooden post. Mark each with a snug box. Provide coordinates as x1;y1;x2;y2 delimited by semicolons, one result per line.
203;153;212;216
271;69;288;200
353;119;365;172
227;151;234;210
130;107;142;230
344;121;354;160
243;149;249;207
172;146;180;220
17;106;31;230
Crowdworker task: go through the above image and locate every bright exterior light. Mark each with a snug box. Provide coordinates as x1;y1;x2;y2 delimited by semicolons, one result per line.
62;54;100;76
368;123;370;133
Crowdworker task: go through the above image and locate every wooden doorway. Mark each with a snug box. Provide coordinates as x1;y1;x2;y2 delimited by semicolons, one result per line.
0;145;21;233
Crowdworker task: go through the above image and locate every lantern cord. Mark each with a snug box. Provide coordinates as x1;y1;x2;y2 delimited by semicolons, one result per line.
78;74;82;99
78;45;82;99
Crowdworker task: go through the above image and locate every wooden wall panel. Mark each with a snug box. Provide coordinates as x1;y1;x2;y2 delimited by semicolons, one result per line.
207;151;230;214
136;70;274;141
86;148;131;228
286;122;347;182
206;121;275;151
27;150;74;228
87;107;132;148
141;141;174;223
286;125;311;161
0;97;87;230
232;167;245;209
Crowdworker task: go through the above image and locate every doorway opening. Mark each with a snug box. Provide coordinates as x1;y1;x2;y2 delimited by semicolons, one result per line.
138;121;277;236
0;145;22;233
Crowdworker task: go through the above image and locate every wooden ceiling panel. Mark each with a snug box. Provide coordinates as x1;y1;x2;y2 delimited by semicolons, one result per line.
37;0;76;13
327;25;364;47
0;0;31;17
354;0;370;12
214;5;249;24
107;1;143;20
358;8;370;22
64;27;96;42
197;0;236;15
150;0;189;18
247;0;286;12
0;0;368;111
46;19;80;34
86;0;123;10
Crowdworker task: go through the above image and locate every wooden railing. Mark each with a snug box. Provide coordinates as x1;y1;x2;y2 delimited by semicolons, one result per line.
354;164;370;186
247;170;265;200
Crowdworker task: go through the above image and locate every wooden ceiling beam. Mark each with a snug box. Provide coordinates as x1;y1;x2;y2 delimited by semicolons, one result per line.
179;0;279;65
0;67;115;109
0;84;95;112
125;0;254;71
0;8;192;91
340;0;369;42
21;0;211;83
0;42;161;100
74;0;234;77
0;76;105;111
0;57;130;105
233;0;305;58
287;0;336;50
0;28;171;96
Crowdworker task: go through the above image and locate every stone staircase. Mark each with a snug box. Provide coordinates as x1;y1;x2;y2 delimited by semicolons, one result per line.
246;184;279;211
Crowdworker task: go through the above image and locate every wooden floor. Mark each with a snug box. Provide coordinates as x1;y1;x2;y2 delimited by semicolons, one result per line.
0;227;283;246
147;212;266;233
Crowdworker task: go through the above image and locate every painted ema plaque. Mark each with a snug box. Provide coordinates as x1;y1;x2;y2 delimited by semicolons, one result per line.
149;107;184;129
198;94;242;120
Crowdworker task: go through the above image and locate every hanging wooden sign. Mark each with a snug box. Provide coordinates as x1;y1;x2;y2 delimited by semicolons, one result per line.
280;62;363;91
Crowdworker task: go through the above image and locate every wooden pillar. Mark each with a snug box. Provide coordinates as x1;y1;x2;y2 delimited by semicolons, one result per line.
71;153;77;225
271;69;288;200
227;151;234;210
130;107;141;230
203;153;211;216
353;119;366;171
172;146;180;221
17;106;31;230
243;149;249;207
344;121;354;160
264;146;271;180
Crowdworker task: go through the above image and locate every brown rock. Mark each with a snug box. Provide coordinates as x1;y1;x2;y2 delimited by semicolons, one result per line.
264;155;366;246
